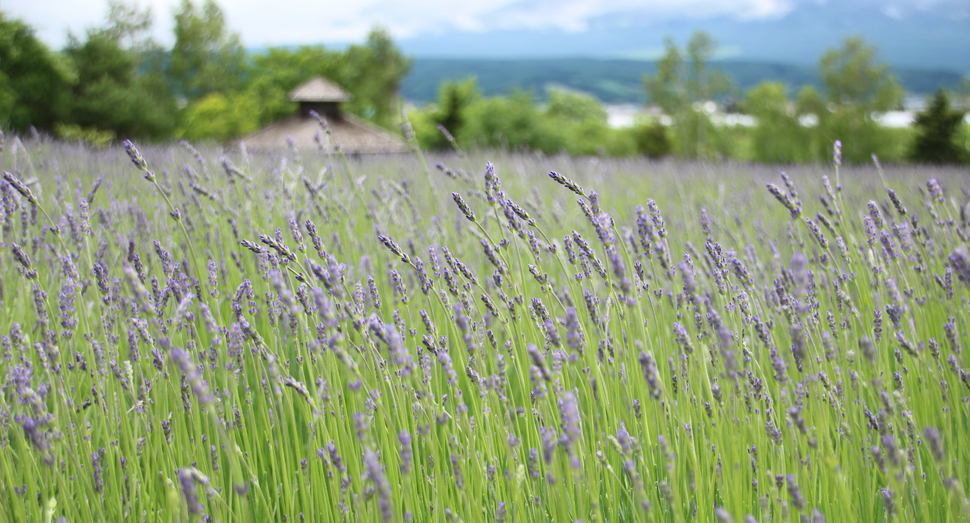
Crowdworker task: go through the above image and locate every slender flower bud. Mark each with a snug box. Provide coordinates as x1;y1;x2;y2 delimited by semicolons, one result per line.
923;426;944;461
888;189;907;216
123;140;147;170
548;171;585;196
377;234;410;264
452;192;475;222
3;172;38;203
766;183;800;218
11;242;36;278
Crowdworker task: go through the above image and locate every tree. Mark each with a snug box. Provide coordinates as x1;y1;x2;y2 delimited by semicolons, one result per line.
813;37;903;163
178;91;259;142
643;31;732;159
545;88;607;124
0;13;75;132
100;0;154;51
634;121;671;159
340;27;412;128
240;27;410;131
744;82;811;163
169;0;246;100
428;77;480;149
66;33;176;140
819;37;901;112
64;2;177;140
910;89;967;165
244;45;345;126
464;90;566;153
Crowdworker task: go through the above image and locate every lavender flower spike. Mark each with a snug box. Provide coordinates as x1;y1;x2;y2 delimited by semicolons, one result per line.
548;171;585;196
3;171;38;203
122;140;155;181
452;192;476;222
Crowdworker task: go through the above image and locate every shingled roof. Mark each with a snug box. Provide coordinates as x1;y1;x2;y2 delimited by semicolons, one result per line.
243;113;409;154
288;76;353;103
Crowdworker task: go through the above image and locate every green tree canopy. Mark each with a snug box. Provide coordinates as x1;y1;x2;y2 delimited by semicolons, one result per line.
910;89;967;165
810;36;904;163
241;27;411;132
545;88;607;124
244;45;345;126
0;13;75;131
169;0;246;100
338;28;412;128
66;33;176;140
427;77;481;149
744;82;811;163
819;36;902;112
64;2;177;140
643;31;732;159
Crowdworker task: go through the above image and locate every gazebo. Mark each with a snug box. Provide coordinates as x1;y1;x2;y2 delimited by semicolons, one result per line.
243;76;408;154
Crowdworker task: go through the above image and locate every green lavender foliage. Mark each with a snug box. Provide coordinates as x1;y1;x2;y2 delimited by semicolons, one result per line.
1;134;970;523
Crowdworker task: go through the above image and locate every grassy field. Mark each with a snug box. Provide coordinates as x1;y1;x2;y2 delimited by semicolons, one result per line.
1;133;969;522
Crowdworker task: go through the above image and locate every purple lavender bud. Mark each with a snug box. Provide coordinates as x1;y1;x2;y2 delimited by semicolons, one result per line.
283;376;312;404
647;199;666;238
715;507;734;523
527;345;551;381
167;342;213;406
927;178;944;203
559;392;581;447
868;200;885;228
948;248;970;287
790;323;805;371
3;171;38;203
480;239;504;273
327;441;345;473
92;449;105;493
888;189;907;216
451;452;465;490
481;293;501;318
364;449;393;520
11;243;37;279
833;140;842;166
673;322;694;354
452;192;476;222
805;218;827;248
377;234;410;264
78;197;92;236
399;431;413;474
923;427;944;461
615;423;637;456
766;183;800;218
639;351;662;399
177;468;203;515
547;171;585;196
880;488;895;517
787;474;805;510
564;307;584;352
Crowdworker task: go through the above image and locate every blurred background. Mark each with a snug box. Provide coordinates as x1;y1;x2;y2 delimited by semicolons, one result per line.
1;0;968;164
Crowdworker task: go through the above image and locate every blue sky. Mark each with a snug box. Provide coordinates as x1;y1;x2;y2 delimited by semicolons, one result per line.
6;0;967;50
5;0;970;72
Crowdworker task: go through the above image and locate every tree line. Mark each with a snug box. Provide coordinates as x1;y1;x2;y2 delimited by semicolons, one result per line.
0;1;966;164
408;33;969;165
0;0;409;143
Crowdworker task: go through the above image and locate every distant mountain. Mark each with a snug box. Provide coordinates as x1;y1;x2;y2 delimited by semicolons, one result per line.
402;58;965;105
395;1;970;73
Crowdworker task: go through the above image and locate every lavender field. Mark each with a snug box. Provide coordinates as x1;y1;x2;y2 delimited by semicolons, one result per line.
1;133;969;522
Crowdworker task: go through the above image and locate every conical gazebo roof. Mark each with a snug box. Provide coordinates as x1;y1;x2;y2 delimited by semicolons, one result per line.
288;76;353;103
243;75;406;154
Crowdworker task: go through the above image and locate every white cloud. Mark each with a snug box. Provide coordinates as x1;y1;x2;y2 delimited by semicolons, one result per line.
0;0;952;49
